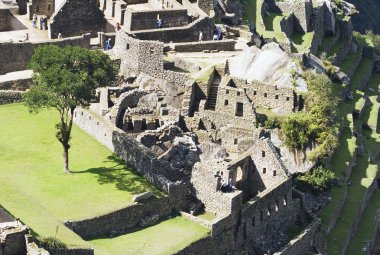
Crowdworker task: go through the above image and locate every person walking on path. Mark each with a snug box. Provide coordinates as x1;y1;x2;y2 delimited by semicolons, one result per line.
199;31;203;41
105;38;111;51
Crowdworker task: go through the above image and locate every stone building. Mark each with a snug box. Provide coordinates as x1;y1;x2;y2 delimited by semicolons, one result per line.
28;0;55;19
48;0;106;38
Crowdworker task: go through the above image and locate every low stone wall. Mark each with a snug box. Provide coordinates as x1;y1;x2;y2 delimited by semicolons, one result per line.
170;39;236;52
0;73;33;91
274;218;321;255
0;90;24;104
0;34;91;75
125;9;189;31
49;248;94;255
64;196;173;239
129;15;214;43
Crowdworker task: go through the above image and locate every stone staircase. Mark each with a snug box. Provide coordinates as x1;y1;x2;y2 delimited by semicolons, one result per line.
205;74;221;111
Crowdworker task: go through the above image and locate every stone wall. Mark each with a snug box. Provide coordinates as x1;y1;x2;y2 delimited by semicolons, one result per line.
339;178;378;255
0;222;28;255
73;108;187;208
0;91;24;104
64;196;174;239
276;0;312;33
28;0;55;19
0;8;11;32
114;32;164;77
0;34;91;75
310;4;325;55
274;218;320;255
170;39;236;52
129;15;214;43
125;9;189;31
247;80;295;111
49;0;105;38
0;75;32;91
279;14;294;38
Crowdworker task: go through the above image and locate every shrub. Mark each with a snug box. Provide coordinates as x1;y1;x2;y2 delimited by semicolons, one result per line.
298;166;336;192
264;116;281;129
36;236;67;250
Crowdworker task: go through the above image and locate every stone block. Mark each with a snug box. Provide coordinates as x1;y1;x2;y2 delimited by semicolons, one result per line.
132;191;154;203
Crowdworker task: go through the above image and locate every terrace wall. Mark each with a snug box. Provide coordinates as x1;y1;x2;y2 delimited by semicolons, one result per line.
64;196;174;239
0;90;24;104
0;8;11;32
0;34;91;75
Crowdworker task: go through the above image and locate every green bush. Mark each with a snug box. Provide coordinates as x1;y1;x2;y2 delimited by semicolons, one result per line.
298;166;336;192
36;236;67;250
264;116;281;129
283;71;338;162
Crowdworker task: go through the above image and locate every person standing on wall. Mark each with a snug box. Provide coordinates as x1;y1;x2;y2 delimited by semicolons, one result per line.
157;16;162;28
199;31;203;41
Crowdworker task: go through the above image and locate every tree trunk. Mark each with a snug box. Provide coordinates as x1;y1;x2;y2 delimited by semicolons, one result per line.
63;144;70;173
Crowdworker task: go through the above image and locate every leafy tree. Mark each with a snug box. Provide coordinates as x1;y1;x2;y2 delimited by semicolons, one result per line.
24;45;115;173
298;165;336;192
282;113;311;151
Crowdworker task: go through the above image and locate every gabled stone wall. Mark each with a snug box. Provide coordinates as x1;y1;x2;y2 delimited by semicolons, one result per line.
49;0;105;38
28;0;55;19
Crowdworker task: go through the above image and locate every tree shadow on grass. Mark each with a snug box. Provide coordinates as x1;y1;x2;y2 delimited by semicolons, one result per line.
71;155;161;195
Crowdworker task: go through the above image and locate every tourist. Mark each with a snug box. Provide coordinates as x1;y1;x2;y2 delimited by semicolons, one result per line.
213;33;218;41
228;178;233;191
115;22;121;32
157;17;162;28
57;33;62;39
199;31;203;41
105;38;111;51
221;178;228;192
32;14;37;28
41;17;46;30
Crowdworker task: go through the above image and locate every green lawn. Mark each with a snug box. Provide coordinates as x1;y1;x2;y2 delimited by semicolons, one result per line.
89;216;210;255
0;103;162;247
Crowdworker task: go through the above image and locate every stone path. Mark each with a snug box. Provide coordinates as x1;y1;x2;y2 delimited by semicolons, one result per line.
0;70;33;82
0;13;49;42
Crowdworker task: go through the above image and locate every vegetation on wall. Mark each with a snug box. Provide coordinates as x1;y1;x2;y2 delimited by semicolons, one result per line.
282;71;338;162
297;165;336;192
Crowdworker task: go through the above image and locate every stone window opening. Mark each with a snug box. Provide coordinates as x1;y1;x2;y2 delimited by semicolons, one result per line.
150;47;154;54
253;91;257;95
273;170;276;176
226;89;229;94
264;93;267;97
234;138;238;145
48;4;51;11
237;91;240;96
252;216;255;226
81;111;83;116
286;97;290;101
235;102;243;117
263;167;266;174
224;99;228;106
262;151;265;157
126;43;130;50
244;88;247;93
275;95;279;99
141;119;147;130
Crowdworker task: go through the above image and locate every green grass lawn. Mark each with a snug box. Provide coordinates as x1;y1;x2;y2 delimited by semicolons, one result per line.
89;216;210;255
291;32;314;53
0;103;162;247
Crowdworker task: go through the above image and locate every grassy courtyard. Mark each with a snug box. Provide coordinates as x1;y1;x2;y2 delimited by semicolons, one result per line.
0;103;208;252
90;216;209;255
